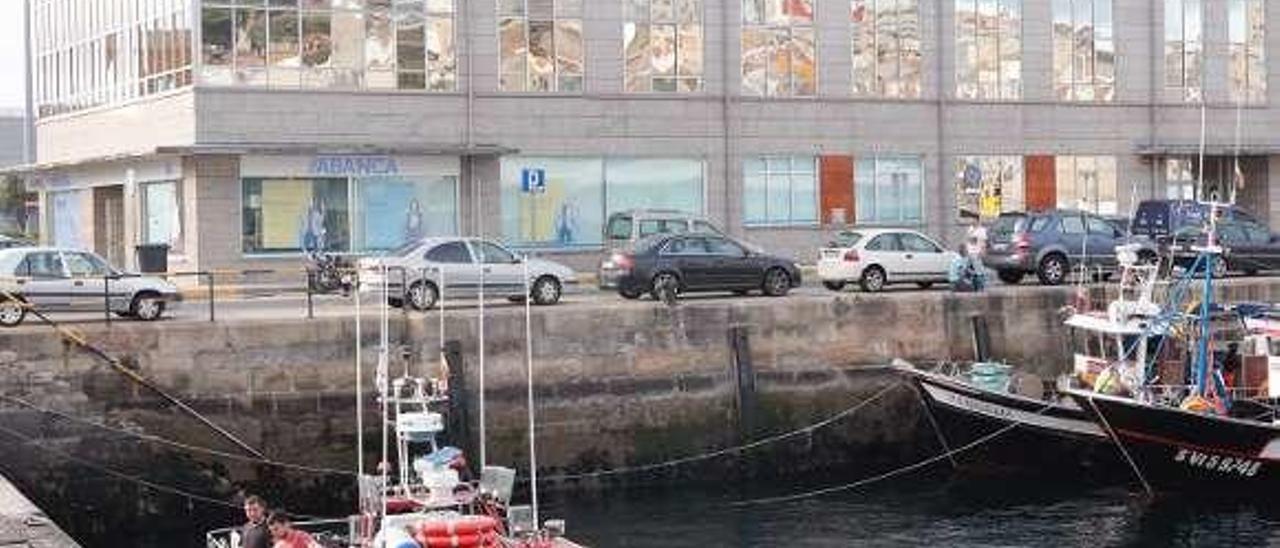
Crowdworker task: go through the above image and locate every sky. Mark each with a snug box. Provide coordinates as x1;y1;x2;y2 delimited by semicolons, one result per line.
0;0;25;113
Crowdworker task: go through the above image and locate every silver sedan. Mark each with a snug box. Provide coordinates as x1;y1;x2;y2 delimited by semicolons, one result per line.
0;247;182;326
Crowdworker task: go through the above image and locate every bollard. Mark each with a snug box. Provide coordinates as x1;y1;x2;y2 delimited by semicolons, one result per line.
306;271;315;319
206;272;216;323
728;326;757;444
442;340;477;478
103;275;111;325
970;314;991;363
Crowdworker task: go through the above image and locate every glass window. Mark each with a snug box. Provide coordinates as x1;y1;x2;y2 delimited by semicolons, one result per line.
241;178;351;254
499;0;584;92
1052;0;1114;102
706;237;746;256
865;233;901;251
1229;0;1266;103
1165;0;1203;102
605;158;705;216
955;155;1023;221
20;252;66;279
742;0;816;97
354;176;458;252
856;155;924;224
501;157;606;248
64;252;111;277
743;156;818;226
1060;214;1085;234
1055;156;1118;215
662;237;702;254
955;0;1021;100
1165;157;1197;199
1086;216;1115;235
899;233;940;253
473;240;517;264
626;0;703;92
853;0;922;98
141;181;182;251
606;215;633;240
425;241;473;263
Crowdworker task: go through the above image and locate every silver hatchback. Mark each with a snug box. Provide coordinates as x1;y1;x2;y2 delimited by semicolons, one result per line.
0;247;182;326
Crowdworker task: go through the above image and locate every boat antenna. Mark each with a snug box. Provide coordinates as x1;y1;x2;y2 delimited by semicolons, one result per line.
522;255;540;528
378;264;391;522
1197;89;1207;200
478;241;488;470
355;262;364;479
439;265;447;377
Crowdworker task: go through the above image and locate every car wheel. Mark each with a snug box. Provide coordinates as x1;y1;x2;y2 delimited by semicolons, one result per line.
762;268;791;297
650;272;680;301
822;281;846;292
0;297;25;327
619;287;644;300
408;281;439;311
996;270;1025;285
131;293;165;321
916;282;934;289
1037;254;1068;286
859;266;887;293
531;276;562;306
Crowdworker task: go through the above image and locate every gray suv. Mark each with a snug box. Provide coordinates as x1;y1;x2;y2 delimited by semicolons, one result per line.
984;210;1156;285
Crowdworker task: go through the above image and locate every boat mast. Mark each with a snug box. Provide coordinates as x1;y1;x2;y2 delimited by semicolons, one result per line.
523;256;540;527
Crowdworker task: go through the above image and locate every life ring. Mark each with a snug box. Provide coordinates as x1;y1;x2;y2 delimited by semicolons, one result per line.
414;531;500;548
416;515;500;537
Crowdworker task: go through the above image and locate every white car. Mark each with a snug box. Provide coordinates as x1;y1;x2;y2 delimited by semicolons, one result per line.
0;247;182;326
816;228;958;292
358;237;579;310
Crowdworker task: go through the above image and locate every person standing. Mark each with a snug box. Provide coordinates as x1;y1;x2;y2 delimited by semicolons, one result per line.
240;495;271;548
965;218;988;259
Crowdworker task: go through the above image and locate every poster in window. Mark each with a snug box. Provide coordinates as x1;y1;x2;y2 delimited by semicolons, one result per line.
261;179;312;250
357;176;457;250
501;157;604;248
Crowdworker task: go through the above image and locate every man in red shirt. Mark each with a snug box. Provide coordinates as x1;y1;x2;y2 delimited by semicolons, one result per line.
267;513;321;548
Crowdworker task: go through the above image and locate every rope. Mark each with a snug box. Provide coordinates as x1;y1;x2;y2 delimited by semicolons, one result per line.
0;394;358;477
535;381;905;482
727;399;1058;507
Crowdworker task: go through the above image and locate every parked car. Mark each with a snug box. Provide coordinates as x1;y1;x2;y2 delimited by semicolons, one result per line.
599;209;726;290
1167;214;1280;277
816;228;957;292
0;247;181;327
358;237;579;310
0;235;31;249
606;233;801;300
1130;199;1255;242
984;209;1156;286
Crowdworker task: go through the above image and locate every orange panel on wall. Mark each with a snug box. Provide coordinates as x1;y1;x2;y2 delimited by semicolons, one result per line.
1025;155;1057;211
820;155;854;225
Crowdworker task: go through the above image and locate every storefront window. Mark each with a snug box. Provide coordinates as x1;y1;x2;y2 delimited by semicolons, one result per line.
141;182;183;251
955;156;1023;221
1056;156;1118;215
49;189;91;250
856;155;924;224
1166;157;1196;200
501;157;706;248
242;178;350;254
355;176;458;251
743;156;818;226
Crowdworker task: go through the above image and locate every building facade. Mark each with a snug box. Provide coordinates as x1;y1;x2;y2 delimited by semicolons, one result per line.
13;0;1280;273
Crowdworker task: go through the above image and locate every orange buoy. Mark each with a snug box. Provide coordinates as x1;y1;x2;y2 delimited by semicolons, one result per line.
416;515;499;537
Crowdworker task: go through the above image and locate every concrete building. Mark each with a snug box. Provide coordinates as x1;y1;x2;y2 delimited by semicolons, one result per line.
9;0;1280;273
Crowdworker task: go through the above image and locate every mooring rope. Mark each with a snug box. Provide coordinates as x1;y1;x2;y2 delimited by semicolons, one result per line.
534;381;907;482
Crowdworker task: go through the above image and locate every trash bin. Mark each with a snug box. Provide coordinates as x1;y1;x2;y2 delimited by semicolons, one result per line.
135;243;170;273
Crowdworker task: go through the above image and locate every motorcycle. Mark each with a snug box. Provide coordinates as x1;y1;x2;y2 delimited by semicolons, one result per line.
305;250;353;295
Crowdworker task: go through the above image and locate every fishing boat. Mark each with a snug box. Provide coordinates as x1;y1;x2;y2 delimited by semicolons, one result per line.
898;246;1172;476
1067;206;1280;495
206;263;583;547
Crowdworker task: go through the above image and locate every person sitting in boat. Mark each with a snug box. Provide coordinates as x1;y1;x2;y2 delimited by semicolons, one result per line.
949;244;987;292
267;512;322;548
240;494;271;548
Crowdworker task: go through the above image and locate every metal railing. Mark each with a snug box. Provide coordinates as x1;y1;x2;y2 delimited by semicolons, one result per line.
206;518;356;548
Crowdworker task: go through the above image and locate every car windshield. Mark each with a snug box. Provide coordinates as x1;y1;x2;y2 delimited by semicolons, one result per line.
830;232;863;247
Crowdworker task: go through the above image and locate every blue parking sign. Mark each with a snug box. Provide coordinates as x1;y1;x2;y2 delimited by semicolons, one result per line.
521;168;547;194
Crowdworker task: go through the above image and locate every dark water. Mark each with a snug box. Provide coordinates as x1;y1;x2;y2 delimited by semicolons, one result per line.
539;480;1280;547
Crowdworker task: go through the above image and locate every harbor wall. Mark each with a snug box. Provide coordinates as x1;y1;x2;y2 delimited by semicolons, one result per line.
4;279;1280;544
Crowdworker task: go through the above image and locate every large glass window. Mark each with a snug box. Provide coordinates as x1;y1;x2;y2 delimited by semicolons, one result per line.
955;0;1021;100
35;0;194;117
355;176;458;251
199;0;456;91
141;181;182;252
242;178;351;254
49;189;91;250
852;0;922;98
743;156;818;226
625;0;704;92
1229;0;1266;103
856;155;924;224
1165;157;1196;200
955;156;1023;221
1051;0;1115;102
499;0;585;92
501;157;707;248
741;0;816;97
1165;0;1203;102
1056;156;1118;215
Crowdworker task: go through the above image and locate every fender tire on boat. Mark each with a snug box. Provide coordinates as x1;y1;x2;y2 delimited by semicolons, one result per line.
416;515;500;536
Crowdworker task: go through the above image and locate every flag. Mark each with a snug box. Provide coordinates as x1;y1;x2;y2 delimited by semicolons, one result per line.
1233;160;1245;190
